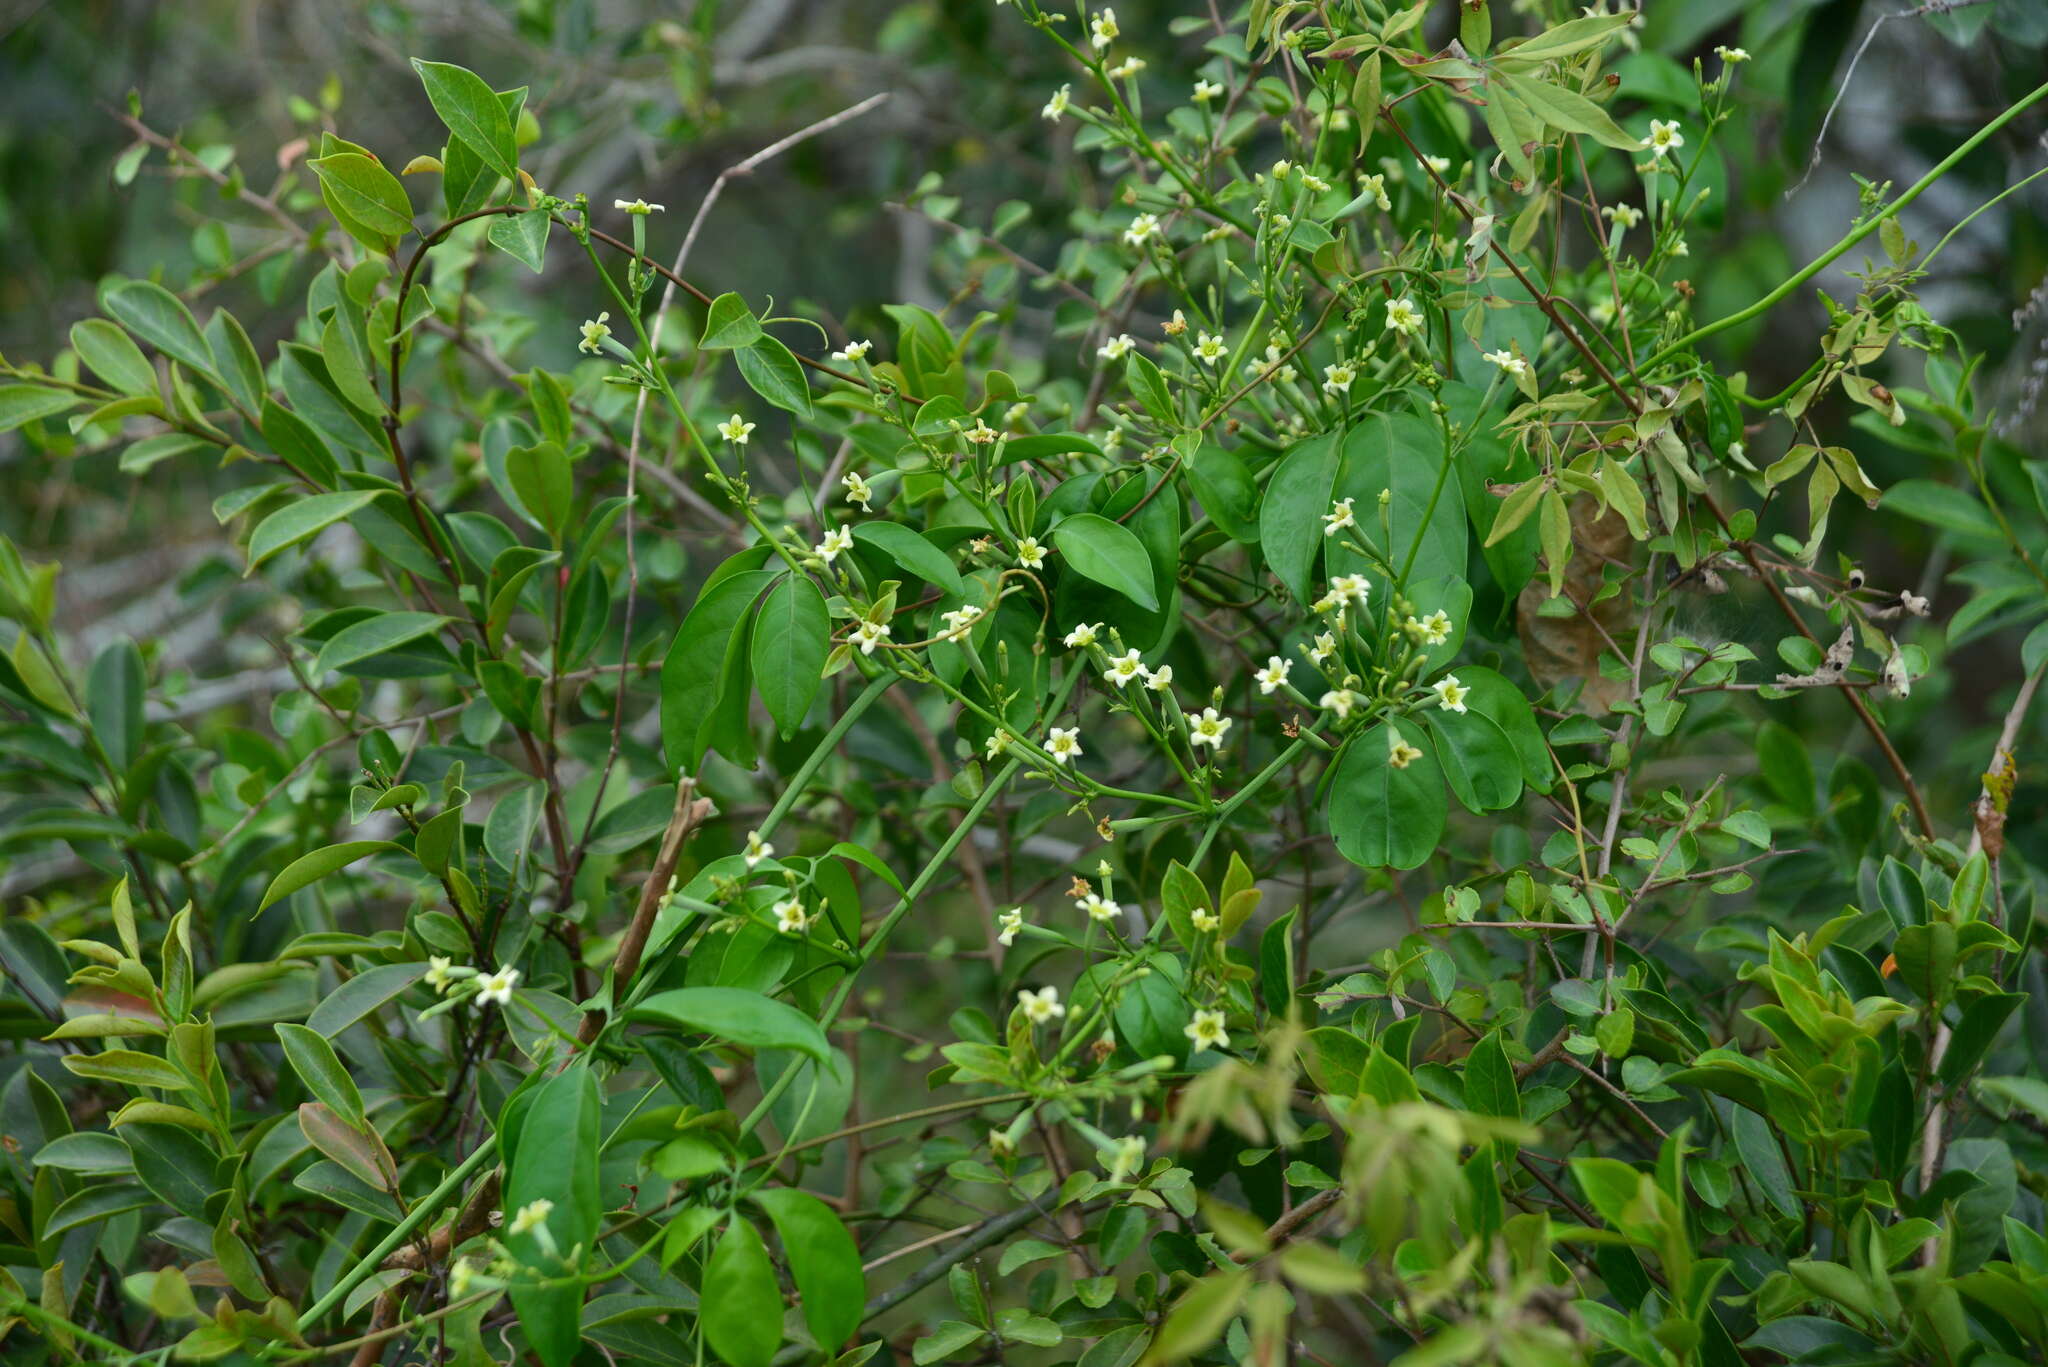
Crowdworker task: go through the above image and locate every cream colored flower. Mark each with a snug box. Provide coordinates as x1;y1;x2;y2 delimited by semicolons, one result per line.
1019;984;1065;1022
939;604;984;639
1322;363;1355;397
1143;663;1174;692
841;471;873;510
1192;78;1222;102
851;619;891;656
1431;674;1470;712
507;1198;553;1237
1321;688;1358;720
1089;7;1119;51
476;966;519;1007
1193;332;1227;366
424;956;456;993
1323;496;1356;537
1255;656;1292;695
1042;85;1072;122
1387;731;1423;769
578;313;612;355
1184;1008;1228;1052
614;198;664;214
1104;649;1145;686
716;413;755;445
832;339;872;362
1645;120;1684;160
1385;298;1424;336
1603;203;1643;231
1045;727;1082;764
773;898;810;936
1064;622;1102;650
1079;892;1120;923
1189;707;1232;748
1016;536;1047;569
997;908;1024;946
1482;348;1526;377
1123;212;1160;247
814;527;853;564
1098;333;1135;362
744;830;774;868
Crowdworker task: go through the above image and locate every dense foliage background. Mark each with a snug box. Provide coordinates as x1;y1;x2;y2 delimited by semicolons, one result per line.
5;2;2048;1365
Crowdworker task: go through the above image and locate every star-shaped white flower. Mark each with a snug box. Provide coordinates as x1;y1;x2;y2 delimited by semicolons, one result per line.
1255;656;1292;695
1385;298;1424;337
1143;663;1174;692
1192;78;1222;102
1107;57;1145;79
1716;45;1750;64
1190;908;1219;932
1104;650;1145;686
832;339;872;362
962;419;999;445
1184;1009;1228;1052
772;898;811;936
851;619;892;656
1323;497;1356;537
507;1198;553;1237
1603;203;1643;230
1320;688;1357;720
1645;120;1684;160
716;414;755;445
1332;574;1371;607
425;956;456;993
1387;730;1423;769
1098;333;1135;362
814;527;854;564
1016;536;1046;569
985;730;1010;761
1408;609;1453;646
578;313;612;355
1431;674;1470;712
614;198;665;215
1322;363;1355;397
476;965;519;1007
1045;727;1083;764
1193;332;1227;365
1482;348;1527;376
939;604;983;639
1078;892;1120;923
1089;7;1118;51
997;908;1024;946
1042;85;1071;123
1309;633;1337;665
1189;707;1232;748
1019;985;1065;1022
1359;173;1391;211
744;830;774;868
1063;622;1102;650
1123;212;1159;248
841;471;874;510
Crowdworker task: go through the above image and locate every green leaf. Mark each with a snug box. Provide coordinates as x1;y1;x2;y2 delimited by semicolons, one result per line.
507;1060;601;1367
103;280;217;377
312;611;452;678
61;1048;190;1091
505;440;574;542
1053;513;1159;611
1463;1031;1521;1120
1258;430;1342;605
1732;1105;1799;1219
736;336;812;417
43;1184;153;1240
1141;1267;1250;1366
308;154;415;256
306;962;429;1037
247;491;383;569
1185;443;1260;545
702;1218;783;1367
87;640;146;772
1500;73;1641;150
914;1322;986;1365
700;293;764;350
660;567;779;772
71;319;157;396
1327;718;1447;871
632;987;830;1061
1880;479;2003;542
751;1187;865;1350
0;384;81;433
1332;413;1468;594
411;59;518;180
851;522;964;594
487;211;549;273
1426;695;1523;813
751;574;830;739
258;840;408;911
276;1023;365;1128
124;1122;219;1221
298;1101;396;1191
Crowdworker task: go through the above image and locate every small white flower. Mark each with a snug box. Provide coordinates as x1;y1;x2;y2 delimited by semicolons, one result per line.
1019;984;1066;1023
614;198;664;215
1123;212;1160;248
1901;591;1930;617
507;1198;554;1237
984;731;1010;763
744;830;775;868
1431;674;1470;712
1424;154;1452;175
1104;649;1145;686
1193;332;1227;365
1322;363;1355;397
1255;656;1292;695
1670;236;1689;258
1184;1008;1229;1052
851;619;892;656
449;1259;476;1298
1079;892;1121;923
841;471;874;510
1385;298;1424;337
1098;333;1135;362
1089;7;1119;51
1063;622;1102;650
1323;496;1356;537
1309;633;1338;665
832;339;872;362
476;966;519;1007
424;956;455;993
716;413;755;445
1015;536;1047;569
1045;727;1083;764
962;419;999;445
1408;610;1453;646
1107;57;1145;79
939;603;984;639
1189;707;1232;748
773;898;811;936
1387;731;1424;770
1716;45;1750;64
578;313;612;355
1482;348;1527;377
1143;663;1174;692
1192;78;1222;102
997;908;1025;946
1332;574;1371;607
1603;203;1644;231
1359;173;1391;211
1645;120;1684;160
814;527;854;564
1042;84;1072;122
1190;908;1219;933
1320;688;1357;720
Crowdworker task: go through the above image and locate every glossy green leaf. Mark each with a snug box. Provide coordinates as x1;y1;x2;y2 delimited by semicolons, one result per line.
1053;513;1158;611
752;1187;865;1349
412;59;518;179
632;987;830;1061
751;574;830;739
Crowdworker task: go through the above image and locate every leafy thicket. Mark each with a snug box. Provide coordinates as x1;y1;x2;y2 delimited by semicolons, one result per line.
4;3;2048;1366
